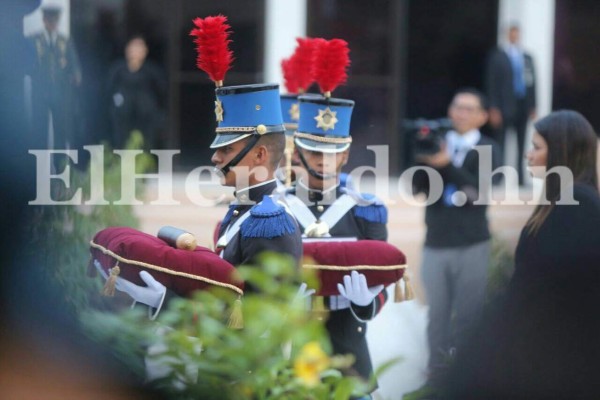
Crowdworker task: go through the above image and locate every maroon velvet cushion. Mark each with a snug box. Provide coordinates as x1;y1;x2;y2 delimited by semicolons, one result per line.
302;240;407;296
90;227;244;297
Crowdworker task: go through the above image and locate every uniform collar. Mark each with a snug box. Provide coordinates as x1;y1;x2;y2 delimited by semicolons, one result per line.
296;179;341;205
233;179;277;205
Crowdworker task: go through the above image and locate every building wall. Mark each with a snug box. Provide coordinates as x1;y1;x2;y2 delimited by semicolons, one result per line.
40;1;598;173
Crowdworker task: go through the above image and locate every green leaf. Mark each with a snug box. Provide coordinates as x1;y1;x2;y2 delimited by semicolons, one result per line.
333;377;355;400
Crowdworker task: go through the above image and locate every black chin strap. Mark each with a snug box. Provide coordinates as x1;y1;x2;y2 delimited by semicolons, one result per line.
296;147;337;181
218;135;261;176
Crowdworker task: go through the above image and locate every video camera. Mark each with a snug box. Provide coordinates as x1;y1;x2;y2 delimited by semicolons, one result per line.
403;118;453;158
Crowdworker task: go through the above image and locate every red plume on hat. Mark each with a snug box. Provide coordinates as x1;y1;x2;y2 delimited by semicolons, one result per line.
311;38;350;98
282;37;318;94
190;15;234;87
293;37;318;93
281;57;299;94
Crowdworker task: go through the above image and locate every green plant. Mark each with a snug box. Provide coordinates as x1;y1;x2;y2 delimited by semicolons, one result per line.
28;132;154;314
486;236;515;303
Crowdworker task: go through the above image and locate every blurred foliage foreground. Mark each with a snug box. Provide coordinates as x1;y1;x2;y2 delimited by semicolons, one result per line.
82;253;394;399
28;132;396;399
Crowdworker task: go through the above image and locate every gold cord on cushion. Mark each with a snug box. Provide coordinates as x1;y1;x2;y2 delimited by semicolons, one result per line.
294;132;352;144
302;264;407;271
90;241;244;296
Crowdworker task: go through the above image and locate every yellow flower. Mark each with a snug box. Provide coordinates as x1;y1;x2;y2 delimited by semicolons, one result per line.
294;341;330;387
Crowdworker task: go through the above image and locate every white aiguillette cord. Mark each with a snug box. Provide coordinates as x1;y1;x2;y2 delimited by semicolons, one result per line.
284;194;357;233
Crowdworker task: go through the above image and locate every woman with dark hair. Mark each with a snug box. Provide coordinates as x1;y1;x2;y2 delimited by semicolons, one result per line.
523;109;598;234
444;110;600;399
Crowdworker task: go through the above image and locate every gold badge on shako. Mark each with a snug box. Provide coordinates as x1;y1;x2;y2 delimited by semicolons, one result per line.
289;103;300;121
314;107;338;132
214;99;224;122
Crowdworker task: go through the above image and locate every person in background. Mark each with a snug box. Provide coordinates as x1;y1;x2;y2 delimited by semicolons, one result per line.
107;35;166;151
407;88;501;398
28;4;82;153
446;110;600;399
485;23;536;185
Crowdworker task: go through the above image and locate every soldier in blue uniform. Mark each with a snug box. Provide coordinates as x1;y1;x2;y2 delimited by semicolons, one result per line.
284;93;388;393
210;83;303;269
104;83;303;313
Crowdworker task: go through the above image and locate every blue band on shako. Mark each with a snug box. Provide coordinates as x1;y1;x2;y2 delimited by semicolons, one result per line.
217;83;284;129
297;96;354;137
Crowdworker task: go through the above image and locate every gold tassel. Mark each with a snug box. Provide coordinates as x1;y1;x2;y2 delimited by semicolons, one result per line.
102;264;120;297
394;279;404;302
311;296;328;321
227;298;244;329
403;274;414;301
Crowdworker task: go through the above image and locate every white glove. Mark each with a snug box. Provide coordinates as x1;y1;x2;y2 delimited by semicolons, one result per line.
294;282;316;301
337;271;384;307
94;260;167;311
293;282;316;309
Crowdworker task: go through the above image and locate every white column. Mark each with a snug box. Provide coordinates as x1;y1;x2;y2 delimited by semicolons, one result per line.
498;0;555;186
498;0;556;117
263;0;307;85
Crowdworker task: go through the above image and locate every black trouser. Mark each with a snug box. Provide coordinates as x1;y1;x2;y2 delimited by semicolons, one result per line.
492;98;529;185
31;88;76;152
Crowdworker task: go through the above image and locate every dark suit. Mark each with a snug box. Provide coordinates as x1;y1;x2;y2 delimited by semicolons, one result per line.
485;47;536;184
28;31;81;150
107;60;167;150
286;184;388;384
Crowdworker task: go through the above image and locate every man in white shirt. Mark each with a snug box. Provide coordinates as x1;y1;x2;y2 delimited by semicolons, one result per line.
410;88;501;395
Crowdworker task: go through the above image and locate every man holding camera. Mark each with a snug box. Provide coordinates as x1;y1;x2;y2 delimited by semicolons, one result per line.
410;88;501;395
